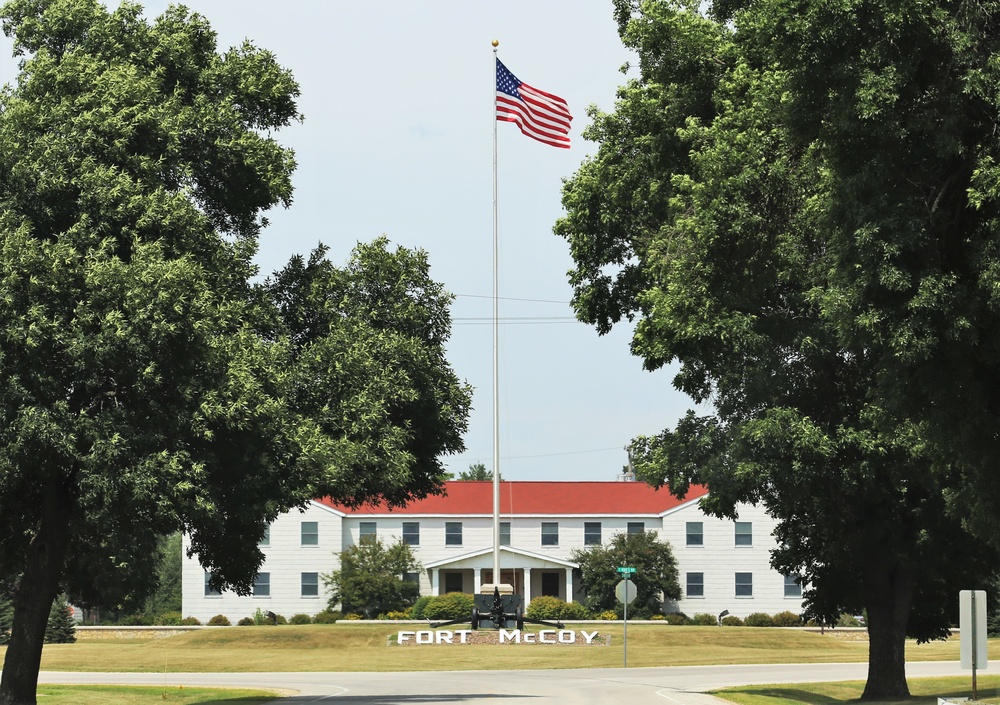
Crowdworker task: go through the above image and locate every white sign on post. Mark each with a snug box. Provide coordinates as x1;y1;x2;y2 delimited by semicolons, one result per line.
960;590;988;670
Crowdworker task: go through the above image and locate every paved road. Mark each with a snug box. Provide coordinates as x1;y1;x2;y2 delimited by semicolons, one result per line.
39;661;971;703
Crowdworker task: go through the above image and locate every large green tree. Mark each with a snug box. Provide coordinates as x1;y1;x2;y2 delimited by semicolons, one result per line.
0;2;470;703
323;537;422;618
571;530;680;618
556;0;1000;698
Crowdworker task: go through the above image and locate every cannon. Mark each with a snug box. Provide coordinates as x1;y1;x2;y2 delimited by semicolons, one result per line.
429;585;564;631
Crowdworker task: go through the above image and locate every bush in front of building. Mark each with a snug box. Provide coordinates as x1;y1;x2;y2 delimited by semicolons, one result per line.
237;617;255;626
743;612;775;627
377;611;410;620
720;614;744;626
313;610;340;624
690;613;719;626
423;592;475;621
663;612;689;625
154;612;182;626
771;611;801;627
289;613;313;625
597;610;619;620
207;614;231;626
524;596;592;621
409;596;433;619
179;617;201;625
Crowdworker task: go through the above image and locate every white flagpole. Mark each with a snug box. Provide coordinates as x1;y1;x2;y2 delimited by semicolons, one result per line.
491;40;501;589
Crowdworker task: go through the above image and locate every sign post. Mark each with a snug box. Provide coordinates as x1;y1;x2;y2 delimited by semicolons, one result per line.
960;590;988;700
616;568;637;668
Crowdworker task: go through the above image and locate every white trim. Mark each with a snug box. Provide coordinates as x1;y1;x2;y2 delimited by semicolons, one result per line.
424;545;578;570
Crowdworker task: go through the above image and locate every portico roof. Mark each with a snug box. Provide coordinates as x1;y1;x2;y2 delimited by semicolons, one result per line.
424;545;579;571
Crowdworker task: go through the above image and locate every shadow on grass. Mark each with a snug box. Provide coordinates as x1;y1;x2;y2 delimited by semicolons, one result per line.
729;687;848;705
276;696;535;703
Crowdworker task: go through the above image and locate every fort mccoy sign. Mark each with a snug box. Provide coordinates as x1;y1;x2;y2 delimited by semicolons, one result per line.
396;628;608;646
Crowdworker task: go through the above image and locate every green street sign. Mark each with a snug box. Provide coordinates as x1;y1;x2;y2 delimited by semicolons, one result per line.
617;566;636;574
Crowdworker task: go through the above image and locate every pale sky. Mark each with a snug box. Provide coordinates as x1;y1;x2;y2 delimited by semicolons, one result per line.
1;1;693;482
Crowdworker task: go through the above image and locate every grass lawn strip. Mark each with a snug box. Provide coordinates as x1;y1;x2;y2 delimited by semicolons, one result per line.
713;675;1000;705
36;684;282;704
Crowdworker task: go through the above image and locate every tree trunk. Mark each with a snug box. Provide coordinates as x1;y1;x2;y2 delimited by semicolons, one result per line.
0;479;73;705
861;563;915;700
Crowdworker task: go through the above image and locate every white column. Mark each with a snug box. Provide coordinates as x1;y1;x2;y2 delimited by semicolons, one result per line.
523;567;532;607
565;568;574;603
431;569;440;596
474;568;482;594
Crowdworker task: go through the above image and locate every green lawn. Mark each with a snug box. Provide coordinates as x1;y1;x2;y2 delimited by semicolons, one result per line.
714;675;1000;705
36;684;281;704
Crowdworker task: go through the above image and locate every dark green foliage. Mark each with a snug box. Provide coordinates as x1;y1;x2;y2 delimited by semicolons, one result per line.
557;0;1000;698
422;593;475;621
323;537;421;618
154;612;182;626
720;615;744;627
143;534;182;620
571;530;680;619
237;617;255;626
44;597;76;644
663;612;689;625
456;463;496;481
289;614;313;625
408;596;433;620
743;612;775;628
179;617;201;626
207;614;231;626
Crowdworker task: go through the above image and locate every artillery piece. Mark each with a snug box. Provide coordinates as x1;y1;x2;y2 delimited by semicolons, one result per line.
430;584;564;631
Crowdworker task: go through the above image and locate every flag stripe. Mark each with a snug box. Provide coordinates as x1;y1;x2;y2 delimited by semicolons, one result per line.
495;59;572;149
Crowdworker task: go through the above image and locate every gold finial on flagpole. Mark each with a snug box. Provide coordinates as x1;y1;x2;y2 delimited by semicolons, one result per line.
492;39;499;47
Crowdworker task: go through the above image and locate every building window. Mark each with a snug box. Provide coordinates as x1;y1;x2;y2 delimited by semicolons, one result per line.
784;574;802;598
301;521;318;546
541;522;559;546
402;522;419;546
301;572;319;597
253;572;270;597
686;522;703;546
445;522;463;546
359;521;377;542
499;522;511;546
259;526;270;547
686;572;704;598
627;522;645;535
403;572;420;585
736;572;753;597
541;572;560;597
444;572;464;593
735;522;752;546
584;522;602;546
204;572;221;597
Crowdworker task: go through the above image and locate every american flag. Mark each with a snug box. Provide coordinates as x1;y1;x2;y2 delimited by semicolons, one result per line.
496;59;572;149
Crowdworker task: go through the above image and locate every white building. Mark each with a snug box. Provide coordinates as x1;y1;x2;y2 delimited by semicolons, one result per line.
181;481;803;623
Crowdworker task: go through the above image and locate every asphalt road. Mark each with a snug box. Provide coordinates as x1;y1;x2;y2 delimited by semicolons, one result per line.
39;661;974;703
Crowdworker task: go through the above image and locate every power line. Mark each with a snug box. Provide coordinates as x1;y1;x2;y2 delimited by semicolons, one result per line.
456;293;571;305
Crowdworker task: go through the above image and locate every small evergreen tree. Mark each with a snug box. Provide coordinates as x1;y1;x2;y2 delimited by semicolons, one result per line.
44;597;76;644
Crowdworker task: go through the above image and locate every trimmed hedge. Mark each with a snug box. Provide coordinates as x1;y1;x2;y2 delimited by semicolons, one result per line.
422;592;475;620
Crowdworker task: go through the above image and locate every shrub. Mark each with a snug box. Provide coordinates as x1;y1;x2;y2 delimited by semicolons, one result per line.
313;610;340;624
663;612;689;625
117;613;153;626
207;614;231;626
423;592;475;621
560;601;594;620
344;613;363;620
179;617;201;626
409;595;433;620
597;610;619;620
648;613;665;620
237;617;255;626
721;615;744;626
743;612;775;627
154;612;182;626
525;596;565;621
690;613;719;626
289;613;313;625
272;614;288;625
771;611;801;627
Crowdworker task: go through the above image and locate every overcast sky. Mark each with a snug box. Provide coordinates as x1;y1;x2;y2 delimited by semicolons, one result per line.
1;1;695;482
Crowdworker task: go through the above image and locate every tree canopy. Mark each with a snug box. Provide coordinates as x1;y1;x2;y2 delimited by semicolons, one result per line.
0;1;470;702
571;530;680;618
323;537;422;618
556;0;1000;697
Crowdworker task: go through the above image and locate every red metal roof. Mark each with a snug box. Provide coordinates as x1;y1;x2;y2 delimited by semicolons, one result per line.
317;481;708;516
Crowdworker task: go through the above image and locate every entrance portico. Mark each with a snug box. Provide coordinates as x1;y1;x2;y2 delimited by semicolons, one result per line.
425;546;579;606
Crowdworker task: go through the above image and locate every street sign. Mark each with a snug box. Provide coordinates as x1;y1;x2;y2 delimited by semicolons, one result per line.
617;566;636;574
615;579;637;605
960;590;989;700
